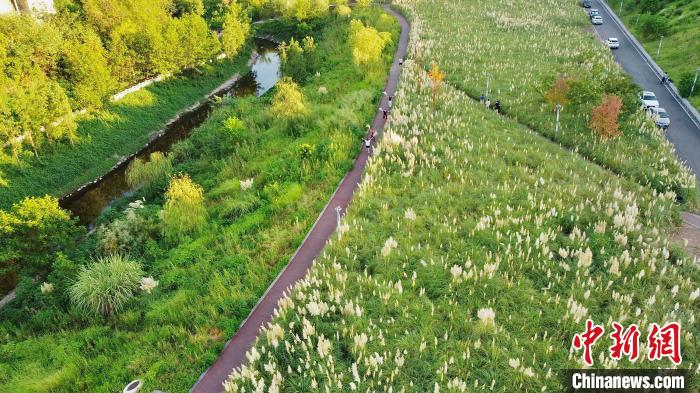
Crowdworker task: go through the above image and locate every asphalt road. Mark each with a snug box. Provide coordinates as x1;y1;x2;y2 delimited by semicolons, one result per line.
589;0;700;181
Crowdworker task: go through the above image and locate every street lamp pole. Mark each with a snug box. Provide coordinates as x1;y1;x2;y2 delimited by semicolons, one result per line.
690;68;699;97
486;74;491;98
619;0;623;14
555;103;562;134
656;35;664;57
335;206;342;241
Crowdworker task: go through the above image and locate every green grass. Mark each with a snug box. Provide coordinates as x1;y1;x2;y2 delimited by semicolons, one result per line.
0;45;252;209
224;3;700;392
614;0;700;109
0;7;399;392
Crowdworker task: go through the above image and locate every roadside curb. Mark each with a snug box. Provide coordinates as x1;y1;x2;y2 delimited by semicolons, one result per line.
599;0;700;129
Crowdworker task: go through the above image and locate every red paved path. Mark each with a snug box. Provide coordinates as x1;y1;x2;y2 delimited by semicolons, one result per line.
190;7;409;393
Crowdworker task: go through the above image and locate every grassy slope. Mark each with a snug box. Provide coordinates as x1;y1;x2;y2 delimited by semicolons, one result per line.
393;0;696;202
0;46;252;209
615;0;700;109
224;4;700;393
0;8;399;393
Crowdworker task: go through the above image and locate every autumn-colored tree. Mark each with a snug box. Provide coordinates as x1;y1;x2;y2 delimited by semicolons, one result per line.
589;95;623;139
348;19;391;67
161;174;207;241
545;76;570;109
427;61;445;110
222;2;250;57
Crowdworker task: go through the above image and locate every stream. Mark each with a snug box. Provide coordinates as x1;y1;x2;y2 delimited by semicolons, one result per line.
58;39;281;227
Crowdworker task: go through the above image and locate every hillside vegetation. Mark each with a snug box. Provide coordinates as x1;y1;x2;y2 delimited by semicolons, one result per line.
0;5;399;392
613;0;700;108
224;1;700;391
400;0;695;202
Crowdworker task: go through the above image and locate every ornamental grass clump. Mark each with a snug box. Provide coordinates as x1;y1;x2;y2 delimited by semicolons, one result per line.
69;255;143;317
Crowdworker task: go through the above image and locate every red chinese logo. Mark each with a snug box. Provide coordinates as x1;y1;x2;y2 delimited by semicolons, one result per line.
609;322;640;362
572;321;682;366
572;319;605;366
647;322;682;365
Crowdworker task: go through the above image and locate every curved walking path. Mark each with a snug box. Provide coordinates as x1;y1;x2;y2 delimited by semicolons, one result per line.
190;6;410;393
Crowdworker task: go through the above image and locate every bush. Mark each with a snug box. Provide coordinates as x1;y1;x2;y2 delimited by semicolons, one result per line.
95;199;156;256
161;174;207;241
69;255;143;317
589;95;623;139
637;14;669;40
677;71;698;98
126;152;173;190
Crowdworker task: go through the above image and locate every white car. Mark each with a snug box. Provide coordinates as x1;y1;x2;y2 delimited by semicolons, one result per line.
649;107;670;129
591;15;603;25
605;37;620;49
640;91;659;109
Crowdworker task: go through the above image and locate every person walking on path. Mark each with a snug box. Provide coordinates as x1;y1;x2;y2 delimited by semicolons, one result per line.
362;135;374;153
493;100;501;114
188;6;410;393
480;94;485;103
381;108;388;120
485;98;491;110
399;57;403;66
660;72;669;85
384;91;393;109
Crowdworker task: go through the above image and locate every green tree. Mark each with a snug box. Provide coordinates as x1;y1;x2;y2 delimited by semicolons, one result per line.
161;174;207;241
172;0;205;16
271;77;308;120
0;196;81;278
638;14;669;40
222;2;250;57
348;19;391;67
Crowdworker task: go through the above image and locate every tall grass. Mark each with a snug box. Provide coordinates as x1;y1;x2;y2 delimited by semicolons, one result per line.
224;5;700;392
69;255;143;317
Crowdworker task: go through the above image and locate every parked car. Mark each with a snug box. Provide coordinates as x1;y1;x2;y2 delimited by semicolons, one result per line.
591;15;603;24
639;91;659;109
649;107;671;129
589;9;600;18
605;37;620;49
581;0;591;7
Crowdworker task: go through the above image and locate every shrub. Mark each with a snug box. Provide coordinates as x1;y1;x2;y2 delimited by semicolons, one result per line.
271;77;308;120
427;61;446;109
69;255;143;317
589;95;623;139
544;76;570;108
348;19;391;67
637;14;669;40
0;196;81;277
126;152;173;189
161;174;207;241
677;71;698;98
279;36;317;82
95;199;156;256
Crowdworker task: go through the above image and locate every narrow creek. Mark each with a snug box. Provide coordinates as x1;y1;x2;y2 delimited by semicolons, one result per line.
58;39;281;227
